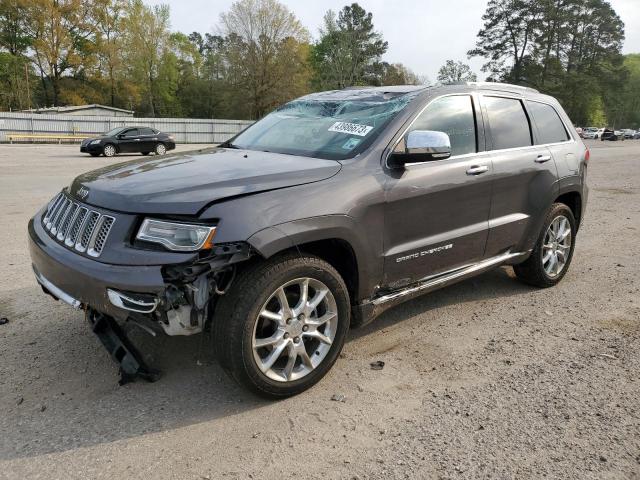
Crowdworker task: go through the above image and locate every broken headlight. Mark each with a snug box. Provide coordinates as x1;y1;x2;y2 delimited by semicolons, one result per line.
136;219;216;252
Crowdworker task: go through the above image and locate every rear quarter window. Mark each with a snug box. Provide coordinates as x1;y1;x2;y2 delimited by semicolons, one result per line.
528;101;570;144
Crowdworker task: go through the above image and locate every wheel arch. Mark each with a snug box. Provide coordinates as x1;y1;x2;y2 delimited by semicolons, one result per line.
247;216;381;303
555;190;582;229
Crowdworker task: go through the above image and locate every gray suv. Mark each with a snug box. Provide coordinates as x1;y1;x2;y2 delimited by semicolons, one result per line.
28;82;589;397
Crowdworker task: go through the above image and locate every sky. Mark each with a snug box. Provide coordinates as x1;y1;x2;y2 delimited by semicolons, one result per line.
147;0;640;82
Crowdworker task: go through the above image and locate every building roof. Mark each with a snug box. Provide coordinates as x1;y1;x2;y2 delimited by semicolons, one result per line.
22;104;134;114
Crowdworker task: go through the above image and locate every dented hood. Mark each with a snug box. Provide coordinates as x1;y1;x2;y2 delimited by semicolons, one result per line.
70;148;342;215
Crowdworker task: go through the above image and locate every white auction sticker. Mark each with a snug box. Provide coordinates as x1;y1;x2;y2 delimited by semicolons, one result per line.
328;121;373;137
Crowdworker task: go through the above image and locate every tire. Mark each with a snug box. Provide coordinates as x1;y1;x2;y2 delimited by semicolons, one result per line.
102;144;116;157
90;152;100;157
214;253;350;398
141;152;150;156
513;203;576;288
154;143;166;155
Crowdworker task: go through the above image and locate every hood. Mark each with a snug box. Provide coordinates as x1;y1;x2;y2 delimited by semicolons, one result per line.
69;148;342;215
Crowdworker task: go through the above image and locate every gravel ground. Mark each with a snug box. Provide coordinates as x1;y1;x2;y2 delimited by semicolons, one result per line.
0;141;638;480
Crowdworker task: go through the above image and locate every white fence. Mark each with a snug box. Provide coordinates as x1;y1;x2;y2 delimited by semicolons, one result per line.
0;112;254;144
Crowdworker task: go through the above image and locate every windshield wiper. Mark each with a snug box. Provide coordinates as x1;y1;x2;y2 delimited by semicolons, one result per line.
220;141;239;149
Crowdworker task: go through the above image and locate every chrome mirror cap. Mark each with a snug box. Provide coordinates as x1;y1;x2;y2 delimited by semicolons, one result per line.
405;130;451;157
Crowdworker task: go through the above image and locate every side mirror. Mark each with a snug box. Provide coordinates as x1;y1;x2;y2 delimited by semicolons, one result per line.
387;130;452;168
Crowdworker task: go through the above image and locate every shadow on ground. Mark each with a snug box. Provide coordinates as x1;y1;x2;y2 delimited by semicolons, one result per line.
0;266;532;460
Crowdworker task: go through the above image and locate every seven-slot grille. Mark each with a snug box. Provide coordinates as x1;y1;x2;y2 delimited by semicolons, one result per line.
42;192;115;257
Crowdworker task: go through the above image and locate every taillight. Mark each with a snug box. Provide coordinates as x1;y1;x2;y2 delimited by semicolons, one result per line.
584;148;590;164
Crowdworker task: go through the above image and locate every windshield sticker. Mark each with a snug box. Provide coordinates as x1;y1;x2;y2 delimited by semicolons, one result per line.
328;121;374;137
342;138;361;150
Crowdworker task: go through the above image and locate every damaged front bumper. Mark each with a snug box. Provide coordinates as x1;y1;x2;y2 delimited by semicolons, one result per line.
28;210;249;336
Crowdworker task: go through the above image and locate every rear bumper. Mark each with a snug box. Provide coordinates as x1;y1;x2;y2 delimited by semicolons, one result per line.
29;214;167;319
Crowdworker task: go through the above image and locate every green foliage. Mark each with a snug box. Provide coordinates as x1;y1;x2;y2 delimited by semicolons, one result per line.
469;0;630;126
437;60;477;84
310;3;388;89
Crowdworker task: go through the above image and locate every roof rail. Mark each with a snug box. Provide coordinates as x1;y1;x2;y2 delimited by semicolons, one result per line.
466;82;539;94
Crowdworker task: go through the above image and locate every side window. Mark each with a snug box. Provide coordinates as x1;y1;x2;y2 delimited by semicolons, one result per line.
122;129;138;137
484;96;532;150
140;128;154;136
408;95;477;157
528;101;570;144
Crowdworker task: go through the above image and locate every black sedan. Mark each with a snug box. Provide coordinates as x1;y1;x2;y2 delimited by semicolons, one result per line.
80;127;176;157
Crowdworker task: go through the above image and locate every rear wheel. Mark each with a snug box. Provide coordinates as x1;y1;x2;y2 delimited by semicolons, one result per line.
214;254;350;398
154;143;166;155
514;203;576;288
102;144;116;157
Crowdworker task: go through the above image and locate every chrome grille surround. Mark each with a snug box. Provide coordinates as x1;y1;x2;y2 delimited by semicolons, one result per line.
41;192;115;258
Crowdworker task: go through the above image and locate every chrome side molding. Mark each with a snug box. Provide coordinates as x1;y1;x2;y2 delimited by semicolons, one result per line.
372;251;526;306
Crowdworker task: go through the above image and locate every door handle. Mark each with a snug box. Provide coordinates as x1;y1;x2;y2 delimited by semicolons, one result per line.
134;138;141;141
535;154;551;163
466;165;489;175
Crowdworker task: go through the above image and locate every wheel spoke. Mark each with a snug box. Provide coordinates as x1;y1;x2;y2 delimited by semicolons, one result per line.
254;330;284;349
542;249;553;265
298;347;313;369
547;252;558;273
308;288;328;311
303;329;333;345
293;279;309;315
259;339;288;372
259;309;283;323
282;344;297;380
276;287;293;319
307;311;336;326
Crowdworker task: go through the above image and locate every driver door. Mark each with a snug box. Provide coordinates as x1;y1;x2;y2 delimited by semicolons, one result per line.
118;128;140;153
382;94;492;289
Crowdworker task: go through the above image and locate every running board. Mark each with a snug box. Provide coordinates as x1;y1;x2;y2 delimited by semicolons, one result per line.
373;251;525;305
353;250;528;327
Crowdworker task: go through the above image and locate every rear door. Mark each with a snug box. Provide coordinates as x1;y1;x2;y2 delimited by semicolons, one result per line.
480;95;559;257
382;94;493;288
138;128;157;152
527;100;576;177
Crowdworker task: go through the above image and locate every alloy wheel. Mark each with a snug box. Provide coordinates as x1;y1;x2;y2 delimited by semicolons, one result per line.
252;277;338;382
103;144;116;157
542;215;572;277
155;143;166;155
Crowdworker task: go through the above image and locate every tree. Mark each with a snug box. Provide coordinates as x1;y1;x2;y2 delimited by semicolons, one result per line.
121;0;172;116
219;0;310;119
0;0;32;109
93;0;127;107
437;60;477;84
311;3;387;89
469;0;627;125
25;0;99;106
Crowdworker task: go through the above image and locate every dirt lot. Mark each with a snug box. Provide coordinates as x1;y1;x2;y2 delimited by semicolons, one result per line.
0;141;638;479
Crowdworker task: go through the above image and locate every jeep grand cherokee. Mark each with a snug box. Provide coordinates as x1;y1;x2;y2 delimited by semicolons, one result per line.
28;83;589;397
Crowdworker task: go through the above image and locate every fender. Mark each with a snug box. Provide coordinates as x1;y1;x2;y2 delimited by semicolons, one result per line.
247;214;382;301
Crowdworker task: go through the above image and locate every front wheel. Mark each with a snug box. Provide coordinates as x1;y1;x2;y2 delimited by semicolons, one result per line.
514;203;576;288
102;144;116;157
214;254;350;398
154;143;166;155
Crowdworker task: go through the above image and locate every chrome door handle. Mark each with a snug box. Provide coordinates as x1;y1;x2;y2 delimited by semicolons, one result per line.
535;154;551;163
466;165;489;175
134;138;141;141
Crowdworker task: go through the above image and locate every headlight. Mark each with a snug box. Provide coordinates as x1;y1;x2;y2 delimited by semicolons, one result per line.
136;219;216;251
90;139;101;145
